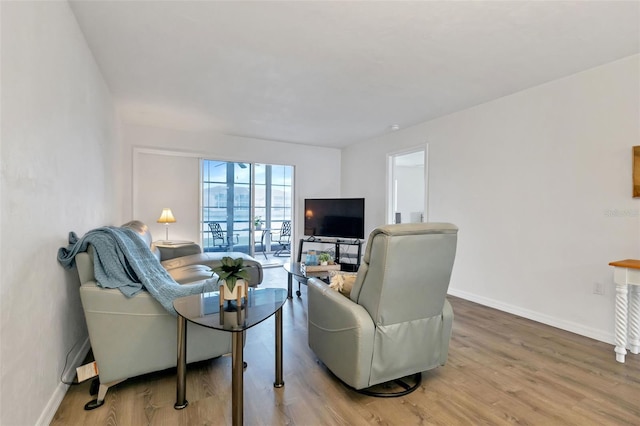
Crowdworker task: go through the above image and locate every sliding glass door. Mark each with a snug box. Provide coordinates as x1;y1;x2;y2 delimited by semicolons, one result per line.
202;160;251;252
266;164;293;240
201;160;293;258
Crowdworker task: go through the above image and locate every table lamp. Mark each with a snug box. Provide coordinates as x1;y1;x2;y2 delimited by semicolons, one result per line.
157;208;176;241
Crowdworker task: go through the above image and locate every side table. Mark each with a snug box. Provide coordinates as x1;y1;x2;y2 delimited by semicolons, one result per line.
153;240;195;247
173;287;287;426
153;240;200;260
609;259;640;363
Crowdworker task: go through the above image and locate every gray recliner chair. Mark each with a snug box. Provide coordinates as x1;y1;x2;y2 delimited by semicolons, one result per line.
307;223;458;395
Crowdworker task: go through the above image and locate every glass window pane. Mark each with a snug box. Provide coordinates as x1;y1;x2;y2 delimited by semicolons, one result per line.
204;161;227;182
282;187;291;206
271;165;286;185
282;166;292;185
255;185;266;211
234;163;251;183
255;164;266;184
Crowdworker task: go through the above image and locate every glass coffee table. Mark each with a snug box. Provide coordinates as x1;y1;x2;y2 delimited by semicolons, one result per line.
283;262;332;298
173;287;287;426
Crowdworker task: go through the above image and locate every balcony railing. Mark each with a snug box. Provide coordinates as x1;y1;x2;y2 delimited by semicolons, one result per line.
201;221;287;254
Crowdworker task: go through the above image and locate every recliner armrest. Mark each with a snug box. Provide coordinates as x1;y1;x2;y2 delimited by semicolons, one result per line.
308;278;373;330
307;278;375;389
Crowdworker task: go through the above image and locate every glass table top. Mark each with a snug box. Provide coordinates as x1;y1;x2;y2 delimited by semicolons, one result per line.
284;262;334;279
173;287;287;332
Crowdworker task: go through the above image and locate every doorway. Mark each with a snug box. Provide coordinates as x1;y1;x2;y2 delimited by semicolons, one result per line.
387;147;427;225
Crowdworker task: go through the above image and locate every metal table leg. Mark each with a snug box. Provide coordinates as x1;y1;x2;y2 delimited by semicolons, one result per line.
274;308;284;388
260;229;269;259
231;331;244;426
175;315;188;409
287;272;293;299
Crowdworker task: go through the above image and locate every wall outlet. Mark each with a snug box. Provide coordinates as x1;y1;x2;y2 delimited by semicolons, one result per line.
76;361;99;382
593;282;606;296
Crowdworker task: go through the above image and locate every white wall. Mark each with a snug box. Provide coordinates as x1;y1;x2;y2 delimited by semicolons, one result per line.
0;3;120;425
122;123;342;254
342;55;640;343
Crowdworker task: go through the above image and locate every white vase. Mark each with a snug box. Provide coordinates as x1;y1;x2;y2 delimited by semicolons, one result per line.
220;279;246;301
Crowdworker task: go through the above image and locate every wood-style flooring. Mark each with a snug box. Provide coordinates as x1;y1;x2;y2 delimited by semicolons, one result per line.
52;267;640;425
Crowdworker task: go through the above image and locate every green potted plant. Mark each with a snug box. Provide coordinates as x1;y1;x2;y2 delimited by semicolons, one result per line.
212;256;251;301
318;252;332;266
254;216;263;230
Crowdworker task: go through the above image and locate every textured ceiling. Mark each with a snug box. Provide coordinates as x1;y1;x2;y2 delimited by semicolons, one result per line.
69;1;640;148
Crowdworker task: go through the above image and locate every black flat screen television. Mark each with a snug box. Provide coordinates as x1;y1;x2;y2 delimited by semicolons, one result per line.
304;198;365;239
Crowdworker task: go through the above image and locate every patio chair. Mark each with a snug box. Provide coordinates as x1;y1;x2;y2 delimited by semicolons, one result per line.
208;222;239;250
273;220;292;257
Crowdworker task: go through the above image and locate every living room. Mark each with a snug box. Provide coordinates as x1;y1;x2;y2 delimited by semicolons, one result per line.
2;1;639;425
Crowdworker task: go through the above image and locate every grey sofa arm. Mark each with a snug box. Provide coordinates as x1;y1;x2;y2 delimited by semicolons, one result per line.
307;278;375;390
161;252;263;287
155;243;202;261
75;251;232;386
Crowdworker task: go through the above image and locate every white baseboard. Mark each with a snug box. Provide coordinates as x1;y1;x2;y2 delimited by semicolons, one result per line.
36;337;91;426
448;288;615;345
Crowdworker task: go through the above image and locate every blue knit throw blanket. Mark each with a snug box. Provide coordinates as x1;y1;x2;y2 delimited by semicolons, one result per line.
57;227;215;316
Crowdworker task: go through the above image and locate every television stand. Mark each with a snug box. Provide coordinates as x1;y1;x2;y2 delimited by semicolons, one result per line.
296;237;362;272
284;237;363;298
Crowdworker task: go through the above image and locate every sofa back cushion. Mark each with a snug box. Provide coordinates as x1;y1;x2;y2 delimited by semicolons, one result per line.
121;220;161;261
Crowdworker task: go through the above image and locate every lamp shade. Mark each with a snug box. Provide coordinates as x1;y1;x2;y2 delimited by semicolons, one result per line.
157;208;176;224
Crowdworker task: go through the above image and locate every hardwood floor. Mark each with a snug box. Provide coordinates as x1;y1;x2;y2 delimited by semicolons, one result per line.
52;267;640;425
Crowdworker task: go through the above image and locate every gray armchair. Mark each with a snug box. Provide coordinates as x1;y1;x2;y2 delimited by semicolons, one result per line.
75;221;263;409
307;223;458;395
